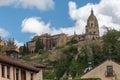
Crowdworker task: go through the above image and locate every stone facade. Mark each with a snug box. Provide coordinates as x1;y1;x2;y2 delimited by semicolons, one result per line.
0;54;44;80
85;9;99;40
27;33;67;53
27;41;36;54
68;9;99;41
27;9;100;54
81;60;120;80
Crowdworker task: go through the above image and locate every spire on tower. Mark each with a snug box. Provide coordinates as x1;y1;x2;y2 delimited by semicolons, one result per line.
91;8;94;15
74;30;76;35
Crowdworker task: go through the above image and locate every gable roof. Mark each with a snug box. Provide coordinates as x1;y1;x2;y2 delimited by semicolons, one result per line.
0;54;40;73
80;59;120;77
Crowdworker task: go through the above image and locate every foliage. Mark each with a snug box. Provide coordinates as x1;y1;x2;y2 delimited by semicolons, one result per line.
72;78;101;80
62;45;78;56
43;71;55;79
102;29;120;62
103;29;120;46
47;29;120;79
0;46;4;54
21;55;31;61
5;38;16;47
90;43;104;66
68;60;79;77
54;54;73;79
19;44;29;56
67;39;79;45
35;38;43;53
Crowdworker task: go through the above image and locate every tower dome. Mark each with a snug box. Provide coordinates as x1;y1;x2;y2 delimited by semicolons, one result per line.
85;9;99;40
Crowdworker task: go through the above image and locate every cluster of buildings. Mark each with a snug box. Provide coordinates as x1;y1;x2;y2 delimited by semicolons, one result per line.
27;9;100;54
27;33;67;54
0;39;45;80
1;9;119;80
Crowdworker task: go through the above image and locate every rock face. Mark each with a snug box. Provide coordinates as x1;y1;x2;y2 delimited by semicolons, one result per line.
48;50;62;61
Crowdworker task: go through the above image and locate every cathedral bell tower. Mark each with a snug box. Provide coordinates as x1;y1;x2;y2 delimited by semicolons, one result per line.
85;9;99;40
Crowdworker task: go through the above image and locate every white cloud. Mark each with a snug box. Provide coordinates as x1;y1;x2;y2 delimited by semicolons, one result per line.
21;17;51;35
0;28;9;38
0;0;16;6
0;0;54;11
21;0;120;36
68;0;120;36
21;17;87;37
15;40;24;47
21;17;78;36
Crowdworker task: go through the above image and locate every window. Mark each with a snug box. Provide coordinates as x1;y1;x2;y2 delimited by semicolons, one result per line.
7;66;10;78
16;69;19;80
91;23;93;27
21;70;26;80
1;64;5;77
31;73;33;80
106;66;114;77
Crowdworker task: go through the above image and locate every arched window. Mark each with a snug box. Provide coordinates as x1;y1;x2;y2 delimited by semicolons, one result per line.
91;23;93;27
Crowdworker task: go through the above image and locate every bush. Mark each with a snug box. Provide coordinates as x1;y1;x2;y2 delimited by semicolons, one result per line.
72;78;101;80
21;55;31;61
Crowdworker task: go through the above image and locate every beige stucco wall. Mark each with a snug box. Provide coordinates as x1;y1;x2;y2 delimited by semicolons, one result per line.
0;63;42;80
35;69;43;80
81;60;120;80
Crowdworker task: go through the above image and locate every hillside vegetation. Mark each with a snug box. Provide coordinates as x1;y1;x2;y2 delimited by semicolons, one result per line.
21;29;120;80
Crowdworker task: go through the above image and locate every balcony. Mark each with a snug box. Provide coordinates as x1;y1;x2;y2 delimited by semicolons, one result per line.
105;70;115;77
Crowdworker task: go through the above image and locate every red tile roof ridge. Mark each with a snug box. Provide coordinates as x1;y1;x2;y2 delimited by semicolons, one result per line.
0;54;39;72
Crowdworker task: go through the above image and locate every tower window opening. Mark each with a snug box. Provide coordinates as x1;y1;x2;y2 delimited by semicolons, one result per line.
91;23;93;27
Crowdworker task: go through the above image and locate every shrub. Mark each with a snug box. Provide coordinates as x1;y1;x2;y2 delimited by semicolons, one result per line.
72;78;101;80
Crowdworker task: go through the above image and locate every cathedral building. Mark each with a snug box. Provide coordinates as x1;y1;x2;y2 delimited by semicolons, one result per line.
26;9;100;54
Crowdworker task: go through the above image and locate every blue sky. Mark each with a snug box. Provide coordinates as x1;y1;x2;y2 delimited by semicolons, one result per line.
0;0;120;46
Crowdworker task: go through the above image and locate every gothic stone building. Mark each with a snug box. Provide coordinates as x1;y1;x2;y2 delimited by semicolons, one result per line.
85;9;99;40
27;9;100;54
68;9;100;41
27;33;67;54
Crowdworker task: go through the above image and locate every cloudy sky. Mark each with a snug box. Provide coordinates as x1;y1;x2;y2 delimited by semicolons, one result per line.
0;0;120;47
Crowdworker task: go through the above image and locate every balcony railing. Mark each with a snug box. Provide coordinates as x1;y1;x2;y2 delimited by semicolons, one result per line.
105;71;115;77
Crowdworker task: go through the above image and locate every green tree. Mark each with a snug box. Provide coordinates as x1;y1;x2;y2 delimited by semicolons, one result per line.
54;55;72;80
77;46;89;75
19;44;28;56
6;38;16;47
68;59;79;78
35;38;43;53
0;46;4;54
90;43;104;66
102;29;120;62
62;45;78;56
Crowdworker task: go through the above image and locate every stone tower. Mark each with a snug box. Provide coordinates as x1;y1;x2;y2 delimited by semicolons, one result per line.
85;9;99;40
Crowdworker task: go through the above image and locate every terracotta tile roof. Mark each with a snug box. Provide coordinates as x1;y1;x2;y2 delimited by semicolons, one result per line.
5;46;19;52
0;55;40;73
30;62;45;68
